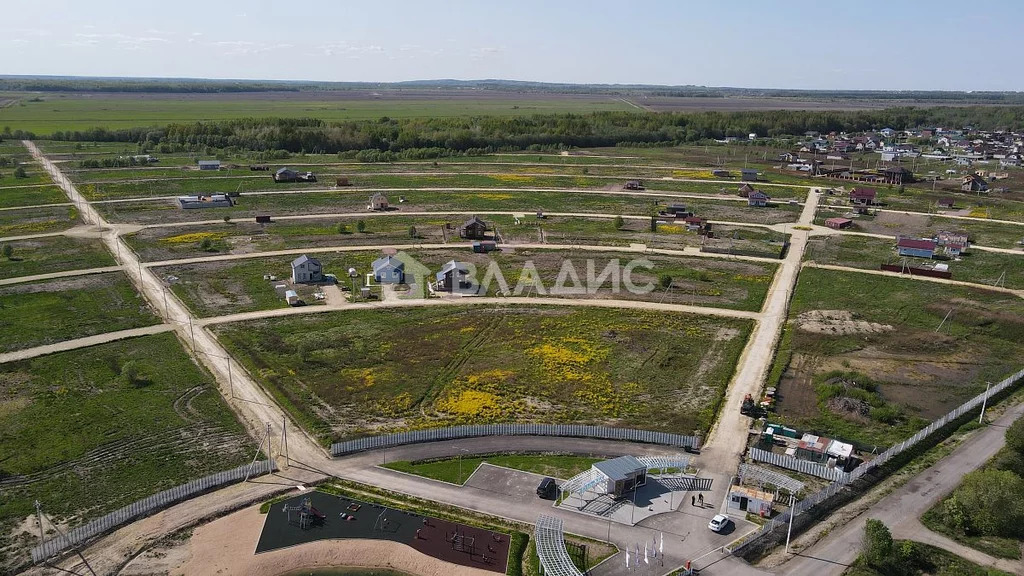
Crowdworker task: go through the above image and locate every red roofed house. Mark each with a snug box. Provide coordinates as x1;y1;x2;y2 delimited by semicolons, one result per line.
897;237;937;259
849;187;877;206
683;216;705;232
825;217;853;230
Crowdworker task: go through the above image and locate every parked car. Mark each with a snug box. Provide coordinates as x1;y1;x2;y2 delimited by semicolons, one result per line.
536;477;557;499
708;514;730;533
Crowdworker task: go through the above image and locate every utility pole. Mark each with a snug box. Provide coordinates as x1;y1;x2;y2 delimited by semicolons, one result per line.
227;358;234;399
785;493;796;554
282;414;289;466
980;382;992;424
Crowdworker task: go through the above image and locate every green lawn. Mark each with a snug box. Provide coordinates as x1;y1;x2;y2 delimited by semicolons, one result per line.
768;267;1024;447
383;454;603;485
0;332;253;573
0;236;114;279
0;205;79;236
0;185;68;209
214;306;752;445
0;272;160;351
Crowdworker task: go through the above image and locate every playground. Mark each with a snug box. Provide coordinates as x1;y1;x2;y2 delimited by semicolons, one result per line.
256;492;510;574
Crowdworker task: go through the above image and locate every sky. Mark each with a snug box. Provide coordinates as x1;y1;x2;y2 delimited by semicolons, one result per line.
3;0;1023;91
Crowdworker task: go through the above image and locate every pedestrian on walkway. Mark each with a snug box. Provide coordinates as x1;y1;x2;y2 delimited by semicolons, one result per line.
691;495;695;506
698;493;704;506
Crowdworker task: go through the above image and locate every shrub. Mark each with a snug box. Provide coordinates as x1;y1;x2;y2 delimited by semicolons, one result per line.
613;215;624;229
13;165;27;178
356;220;366;233
1;244;12;259
943;469;1024;537
120;360;141;386
199;238;213;251
1005;417;1024;454
336;223;348;234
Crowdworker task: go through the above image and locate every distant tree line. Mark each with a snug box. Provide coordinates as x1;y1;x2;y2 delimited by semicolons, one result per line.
43;107;1024;154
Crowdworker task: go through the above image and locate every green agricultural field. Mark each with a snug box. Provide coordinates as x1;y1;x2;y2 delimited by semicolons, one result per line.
804;234;1023;289
384;454;603;485
0;94;634;135
156;248;775;317
0;205;79;236
214;306;752;445
767;267;1024;447
0;332;253;573
0;236;114;279
0;163;51;188
0;272;159;351
0;185;69;209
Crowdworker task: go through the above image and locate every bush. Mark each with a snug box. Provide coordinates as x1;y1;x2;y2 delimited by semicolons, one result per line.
658;274;673;289
1;244;12;259
408;225;417;238
1005;417;1024;454
336;223;348;234
199;238;213;251
223;215;231;223
13;165;27;178
613;215;624;229
356;220;366;233
120;360;141;386
943;469;1024;537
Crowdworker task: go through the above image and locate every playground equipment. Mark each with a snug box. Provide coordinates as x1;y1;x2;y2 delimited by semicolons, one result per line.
283;497;325;530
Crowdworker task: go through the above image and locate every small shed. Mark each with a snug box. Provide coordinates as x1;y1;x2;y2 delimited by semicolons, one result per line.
824;217;853;230
285;290;300;306
936;198;955;209
591;456;647;498
712;169;732;177
291;254;324;283
666;203;689;215
683;216;705;231
728;486;773;516
473;241;498;253
368;193;390;211
796;433;830;463
624;180;645;190
197;160;221;171
372;255;404;284
275;167;299;182
458;216;489;240
741;169;759;182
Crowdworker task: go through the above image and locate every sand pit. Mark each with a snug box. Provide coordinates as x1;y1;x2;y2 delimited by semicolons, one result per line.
122;504;501;576
796;310;893;335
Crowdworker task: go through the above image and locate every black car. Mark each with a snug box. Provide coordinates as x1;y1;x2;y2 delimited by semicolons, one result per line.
536;477;557;499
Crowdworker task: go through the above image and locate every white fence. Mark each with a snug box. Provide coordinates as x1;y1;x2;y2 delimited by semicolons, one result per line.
747;447;849;482
31;459;277;564
730;367;1024;556
331;424;701;457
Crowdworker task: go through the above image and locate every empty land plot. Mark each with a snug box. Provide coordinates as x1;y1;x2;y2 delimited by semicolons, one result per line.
124;215;779;261
0;185;68;210
804;234;1023;289
0;162;51;188
0;272;159;351
384;454;603;485
814;208;1024;249
767;267;1024;447
0;332;253;573
0;235;114;280
819;190;1024;223
214;306;752;444
156;249;776;317
95;188;800;225
0;205;79;237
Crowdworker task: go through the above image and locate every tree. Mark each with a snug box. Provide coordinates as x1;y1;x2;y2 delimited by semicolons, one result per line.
862;519;894;569
12;165;26;178
336;222;348;234
613;215;625;229
1;244;12;259
659;274;673;289
944;469;1024;537
649;216;657;233
356;220;366;233
199;238;213;251
223;215;231;223
408;225;417;238
1005;417;1024;454
120;360;141;386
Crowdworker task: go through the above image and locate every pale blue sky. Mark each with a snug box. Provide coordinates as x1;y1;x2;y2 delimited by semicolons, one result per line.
4;0;1022;90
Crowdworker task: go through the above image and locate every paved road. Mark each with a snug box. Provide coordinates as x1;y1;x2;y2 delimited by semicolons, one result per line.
779;402;1024;576
699;189;819;475
0;324;175;363
0;265;122;286
803;262;1024;298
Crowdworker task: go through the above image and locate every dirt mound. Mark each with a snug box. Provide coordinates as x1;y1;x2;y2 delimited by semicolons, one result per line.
796;310;893;335
827;396;871;419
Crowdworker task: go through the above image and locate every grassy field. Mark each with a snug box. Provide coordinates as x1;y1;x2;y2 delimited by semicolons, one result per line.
0;205;79;236
214;306;752;445
0;332;253;572
767;267;1024;447
0;236;114;279
0;185;69;209
0;94;635;134
803;234;1023;289
383;454;602;485
814;206;1024;249
156;248;776;317
125;215;783;261
0;272;159;351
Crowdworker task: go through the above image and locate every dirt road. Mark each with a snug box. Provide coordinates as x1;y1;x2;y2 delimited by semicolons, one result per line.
0;324;175;363
803;262;1024;298
0;265;122;286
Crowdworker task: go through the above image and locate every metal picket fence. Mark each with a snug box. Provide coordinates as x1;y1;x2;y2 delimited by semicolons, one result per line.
730;367;1024;556
331;424;701;457
31;459;277;564
747;447;849;482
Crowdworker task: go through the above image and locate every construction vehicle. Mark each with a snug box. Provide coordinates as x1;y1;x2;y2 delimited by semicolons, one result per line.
741;394;756;416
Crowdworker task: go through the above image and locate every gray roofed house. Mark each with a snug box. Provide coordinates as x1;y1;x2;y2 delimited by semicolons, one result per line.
435;260;474;293
457;216;488;240
291;254;323;283
372;255;405;284
197;160;221;170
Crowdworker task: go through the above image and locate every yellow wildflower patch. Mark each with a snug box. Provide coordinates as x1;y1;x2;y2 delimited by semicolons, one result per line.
436;389;500;416
163;231;228;244
493;174;535;184
476;193;514;200
658;224;685;234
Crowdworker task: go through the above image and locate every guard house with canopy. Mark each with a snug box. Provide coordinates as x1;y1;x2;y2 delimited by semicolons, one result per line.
592;456;647;497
